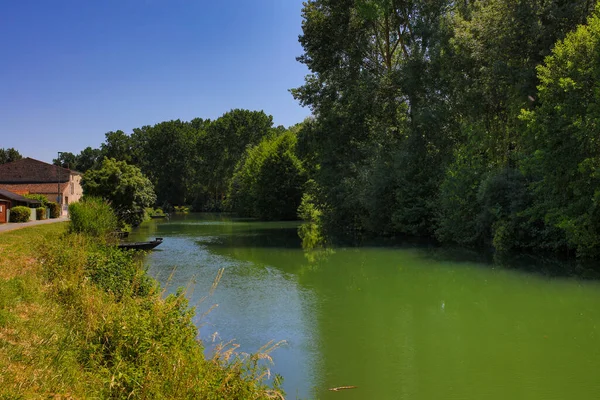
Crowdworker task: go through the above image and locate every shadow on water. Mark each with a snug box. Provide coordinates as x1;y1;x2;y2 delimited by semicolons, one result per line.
138;213;600;280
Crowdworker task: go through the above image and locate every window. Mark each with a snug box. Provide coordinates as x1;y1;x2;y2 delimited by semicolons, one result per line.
71;182;74;195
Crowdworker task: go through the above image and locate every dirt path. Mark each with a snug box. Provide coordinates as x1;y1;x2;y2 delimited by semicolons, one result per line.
0;216;69;234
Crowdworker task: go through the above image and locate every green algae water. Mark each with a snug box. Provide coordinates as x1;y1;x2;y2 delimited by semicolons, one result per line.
131;214;600;399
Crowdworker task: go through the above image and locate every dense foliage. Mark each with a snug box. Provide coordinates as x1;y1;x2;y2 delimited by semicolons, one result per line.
0;221;284;398
35;207;46;220
0;148;22;164
227;128;306;220
82;158;156;227
23;193;49;207
9;206;30;223
291;0;600;257
53;110;277;212
68;197;118;238
48;202;61;219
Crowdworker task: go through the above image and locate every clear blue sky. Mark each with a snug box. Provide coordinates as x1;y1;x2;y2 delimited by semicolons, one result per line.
0;0;311;163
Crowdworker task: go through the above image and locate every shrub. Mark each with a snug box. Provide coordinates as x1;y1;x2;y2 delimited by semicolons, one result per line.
23;193;49;207
36;207;47;220
10;206;31;222
69;197;118;239
48;202;61;218
86;246;153;300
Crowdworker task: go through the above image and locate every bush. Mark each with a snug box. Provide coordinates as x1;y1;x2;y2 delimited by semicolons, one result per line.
35;207;47;220
69;197;118;239
48;202;61;218
86;246;154;300
23;193;49;207
10;206;31;223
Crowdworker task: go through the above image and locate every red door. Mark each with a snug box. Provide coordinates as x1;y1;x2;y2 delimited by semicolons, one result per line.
0;202;7;223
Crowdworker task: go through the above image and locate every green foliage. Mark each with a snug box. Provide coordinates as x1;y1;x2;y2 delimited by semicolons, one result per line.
9;206;30;223
85;246;153;300
48;202;61;218
519;4;600;257
82;158;156;227
23;193;49;207
35;207;46;220
174;205;191;213
20;224;285;399
0;148;22;164
228;130;306;220
68;197;118;238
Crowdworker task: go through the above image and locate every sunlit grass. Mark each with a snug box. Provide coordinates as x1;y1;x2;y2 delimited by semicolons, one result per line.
0;223;284;399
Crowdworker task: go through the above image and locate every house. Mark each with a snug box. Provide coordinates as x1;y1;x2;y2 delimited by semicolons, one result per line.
0;158;83;214
0;188;42;223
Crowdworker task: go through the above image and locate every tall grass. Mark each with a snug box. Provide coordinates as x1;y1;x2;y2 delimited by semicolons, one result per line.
0;217;285;398
69;197;118;239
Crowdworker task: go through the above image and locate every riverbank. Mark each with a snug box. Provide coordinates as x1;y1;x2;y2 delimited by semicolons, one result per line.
0;223;283;399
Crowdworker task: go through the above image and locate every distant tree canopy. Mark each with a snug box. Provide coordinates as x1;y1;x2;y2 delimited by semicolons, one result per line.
62;1;600;258
82;158;156;227
0;148;22;164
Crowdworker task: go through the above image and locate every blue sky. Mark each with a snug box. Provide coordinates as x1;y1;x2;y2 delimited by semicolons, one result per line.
0;0;311;163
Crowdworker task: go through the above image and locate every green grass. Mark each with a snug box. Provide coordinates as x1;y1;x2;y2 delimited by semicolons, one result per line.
0;223;284;399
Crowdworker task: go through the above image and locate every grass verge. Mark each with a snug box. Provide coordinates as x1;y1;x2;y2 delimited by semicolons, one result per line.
0;223;284;399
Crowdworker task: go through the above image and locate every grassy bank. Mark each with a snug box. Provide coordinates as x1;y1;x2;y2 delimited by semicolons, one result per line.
0;223;283;399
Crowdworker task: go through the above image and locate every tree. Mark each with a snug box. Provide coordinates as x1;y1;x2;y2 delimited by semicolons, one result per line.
76;147;103;172
292;0;453;240
520;4;600;256
228;130;306;220
101;130;135;164
0;148;22;164
82;158;156;227
199;109;274;209
53;152;78;169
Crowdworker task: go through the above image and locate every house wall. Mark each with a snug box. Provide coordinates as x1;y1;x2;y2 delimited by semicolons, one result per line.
67;173;83;204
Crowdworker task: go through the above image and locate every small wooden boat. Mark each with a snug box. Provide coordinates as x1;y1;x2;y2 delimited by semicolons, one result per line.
113;230;129;238
118;238;163;251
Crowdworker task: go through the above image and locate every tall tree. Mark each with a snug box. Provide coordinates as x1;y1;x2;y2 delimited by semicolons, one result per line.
520;4;600;256
198;109;274;209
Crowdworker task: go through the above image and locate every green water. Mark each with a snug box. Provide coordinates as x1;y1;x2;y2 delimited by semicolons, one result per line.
131;214;600;399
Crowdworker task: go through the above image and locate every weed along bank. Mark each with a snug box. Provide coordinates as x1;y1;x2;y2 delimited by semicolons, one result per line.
0;200;284;399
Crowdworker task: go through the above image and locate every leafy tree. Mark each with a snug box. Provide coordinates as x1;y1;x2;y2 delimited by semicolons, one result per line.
199;109;274;210
53;152;78;169
520;4;600;256
0;148;22;164
75;147;102;172
101;130;135;164
82;158;156;227
136;120;198;207
228;130;306;220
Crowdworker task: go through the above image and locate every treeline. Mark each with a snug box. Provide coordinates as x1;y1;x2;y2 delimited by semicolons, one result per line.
0;148;22;164
55;109;304;217
291;0;600;257
58;0;600;257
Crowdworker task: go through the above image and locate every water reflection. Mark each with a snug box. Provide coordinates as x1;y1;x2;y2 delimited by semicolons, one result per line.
132;214;600;400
